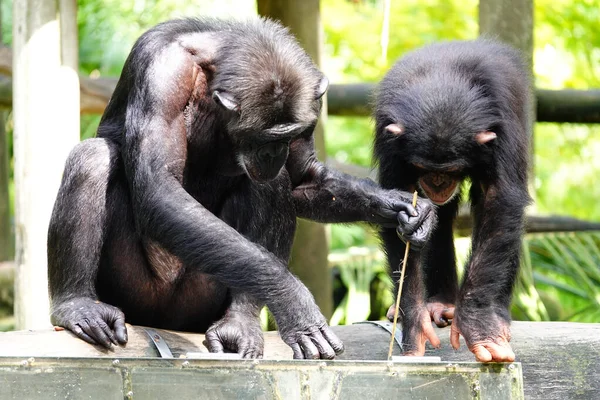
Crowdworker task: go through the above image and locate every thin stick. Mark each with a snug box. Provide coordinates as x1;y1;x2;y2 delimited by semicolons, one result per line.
387;191;418;360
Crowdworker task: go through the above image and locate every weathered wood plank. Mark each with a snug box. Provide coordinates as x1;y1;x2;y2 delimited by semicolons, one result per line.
0;321;598;399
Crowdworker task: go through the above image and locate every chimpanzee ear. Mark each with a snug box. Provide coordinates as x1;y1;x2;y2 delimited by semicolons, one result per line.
212;90;240;113
475;131;497;145
385;123;404;136
315;76;329;99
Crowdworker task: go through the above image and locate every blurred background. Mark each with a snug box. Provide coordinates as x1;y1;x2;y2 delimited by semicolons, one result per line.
0;0;599;331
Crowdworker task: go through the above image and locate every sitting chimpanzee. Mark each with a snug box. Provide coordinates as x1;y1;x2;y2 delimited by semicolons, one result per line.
47;18;436;359
374;39;531;362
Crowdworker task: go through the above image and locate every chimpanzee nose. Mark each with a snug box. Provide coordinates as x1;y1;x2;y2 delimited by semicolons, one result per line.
432;173;446;187
258;142;287;159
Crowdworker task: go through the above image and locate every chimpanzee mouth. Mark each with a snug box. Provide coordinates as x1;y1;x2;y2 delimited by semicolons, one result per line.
419;179;460;206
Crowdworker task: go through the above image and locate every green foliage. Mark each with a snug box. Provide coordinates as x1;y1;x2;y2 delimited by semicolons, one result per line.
528;231;600;322
532;0;600;221
77;0;257;75
328;247;392;325
331;231;600;325
534;123;600;220
322;0;477;83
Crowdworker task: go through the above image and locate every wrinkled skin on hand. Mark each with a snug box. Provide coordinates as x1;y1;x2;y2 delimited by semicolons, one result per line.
450;308;515;362
387;304;440;356
272;284;344;360
51;297;127;348
370;191;437;250
426;297;455;328
204;311;264;358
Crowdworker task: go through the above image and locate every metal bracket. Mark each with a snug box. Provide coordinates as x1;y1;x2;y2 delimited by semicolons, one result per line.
354;320;403;351
144;328;174;358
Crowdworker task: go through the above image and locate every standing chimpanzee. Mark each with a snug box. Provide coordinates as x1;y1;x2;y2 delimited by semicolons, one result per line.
374;39;531;362
48;18;436;359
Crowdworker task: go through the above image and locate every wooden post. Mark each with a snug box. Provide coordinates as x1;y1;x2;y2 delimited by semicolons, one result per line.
479;0;535;149
257;0;332;318
0;111;10;262
12;0;80;329
0;2;12;262
479;0;534;65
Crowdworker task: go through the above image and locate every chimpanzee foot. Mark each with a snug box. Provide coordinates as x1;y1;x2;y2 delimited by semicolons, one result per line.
426;298;455;327
51;297;127;348
387;304;440;356
204;311;264;359
450;313;514;362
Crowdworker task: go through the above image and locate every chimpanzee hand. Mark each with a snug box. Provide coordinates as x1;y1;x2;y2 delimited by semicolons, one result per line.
51;297;127;348
386;303;440;356
370;190;436;250
204;311;265;358
450;307;515;362
271;283;344;359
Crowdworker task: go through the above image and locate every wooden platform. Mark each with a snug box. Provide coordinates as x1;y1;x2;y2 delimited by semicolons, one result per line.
1;321;598;399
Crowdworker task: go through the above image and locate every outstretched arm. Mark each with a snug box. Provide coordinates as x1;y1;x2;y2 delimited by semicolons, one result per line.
286;130;436;248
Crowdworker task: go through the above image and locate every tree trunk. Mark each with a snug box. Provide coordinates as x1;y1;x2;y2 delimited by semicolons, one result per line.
257;0;332;318
12;0;80;329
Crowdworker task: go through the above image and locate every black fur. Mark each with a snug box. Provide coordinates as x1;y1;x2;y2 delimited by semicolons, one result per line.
48;17;436;359
374;39;531;357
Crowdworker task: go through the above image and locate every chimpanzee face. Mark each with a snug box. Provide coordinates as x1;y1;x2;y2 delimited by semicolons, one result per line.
383;120;496;206
212;77;328;183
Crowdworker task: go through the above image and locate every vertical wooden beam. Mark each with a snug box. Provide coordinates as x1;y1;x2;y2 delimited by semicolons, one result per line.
0;1;13;262
479;0;535;144
257;0;333;318
0;111;10;262
479;0;534;66
0;112;10;262
479;0;535;193
12;0;80;329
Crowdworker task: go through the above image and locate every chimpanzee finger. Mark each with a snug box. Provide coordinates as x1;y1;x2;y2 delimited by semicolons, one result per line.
237;342;250;358
112;317;128;344
204;333;225;353
320;326;344;355
471;344;493;363
299;335;320;359
77;320;111;348
67;322;97;345
290;343;304;359
442;308;454;320
484;342;515;362
242;347;263;359
106;308;128;344
96;319;118;345
308;330;336;360
450;325;462;350
390;200;417;217
86;321;113;348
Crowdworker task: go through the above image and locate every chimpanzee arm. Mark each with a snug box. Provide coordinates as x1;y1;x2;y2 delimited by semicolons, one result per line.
48;139;128;347
451;139;531;362
122;42;342;359
286;131;436;248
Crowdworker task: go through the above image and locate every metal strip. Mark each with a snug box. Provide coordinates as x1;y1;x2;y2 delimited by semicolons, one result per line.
354;320;403;351
144;328;174;358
